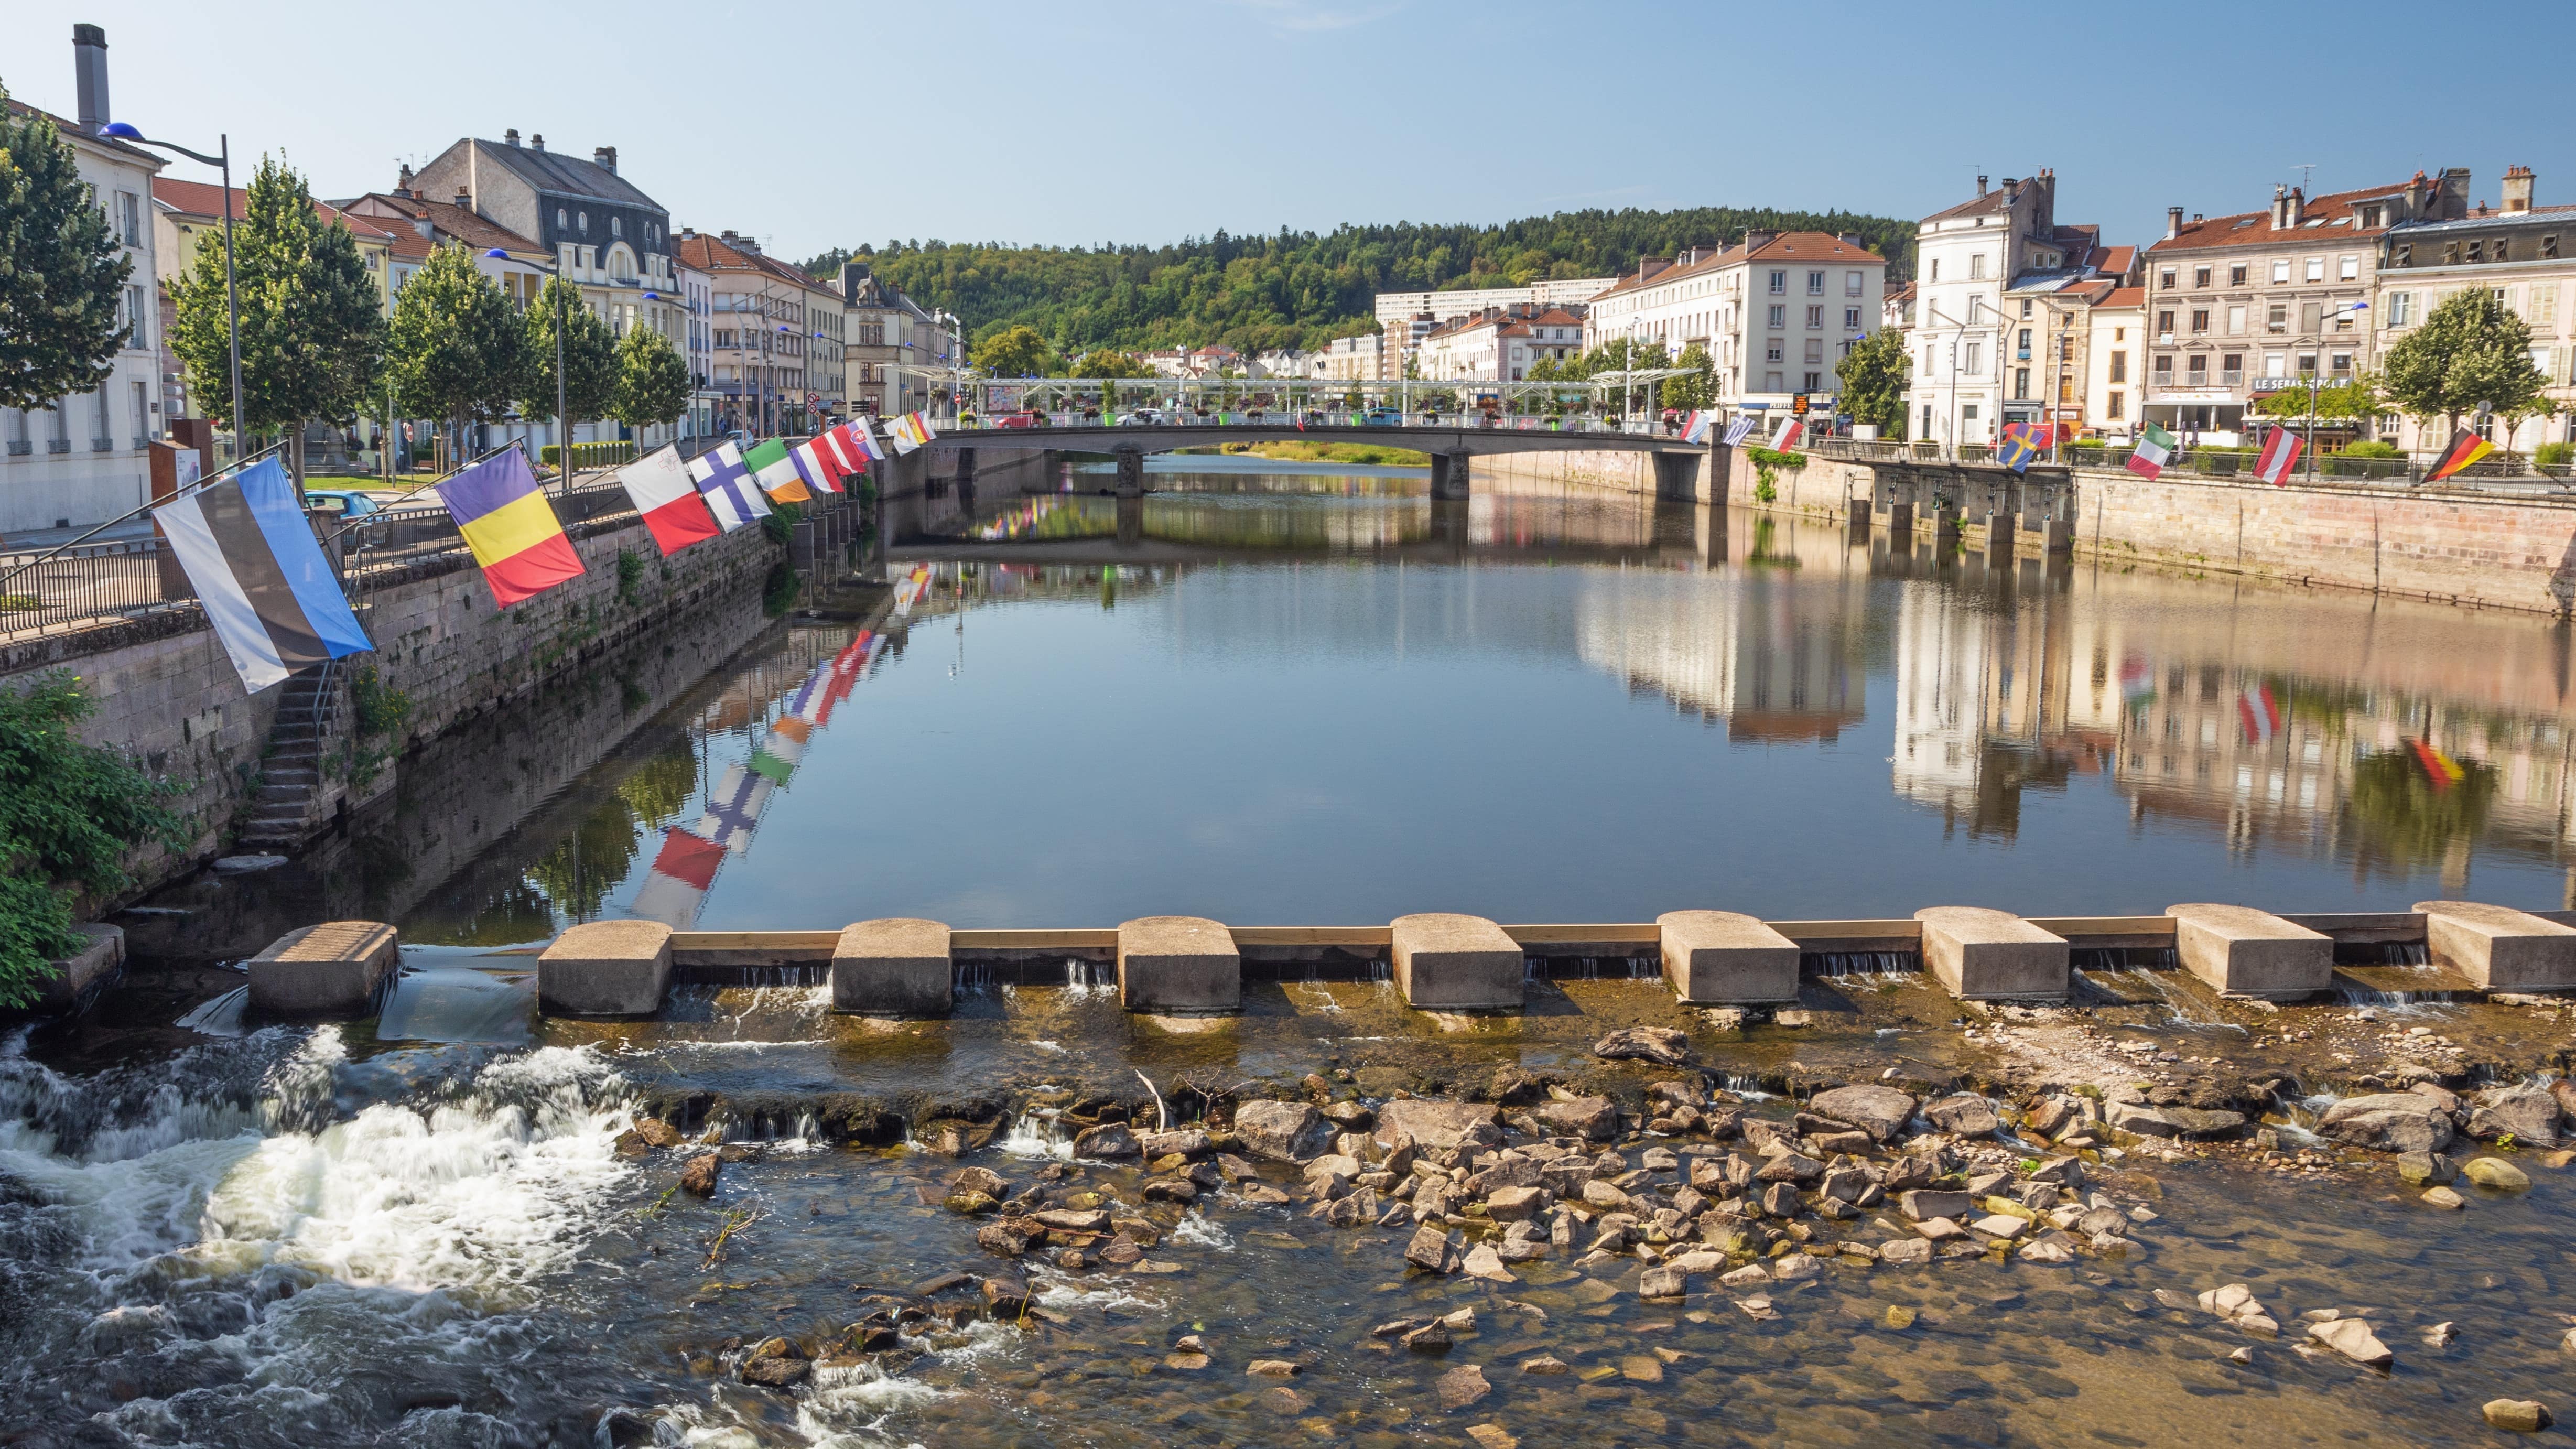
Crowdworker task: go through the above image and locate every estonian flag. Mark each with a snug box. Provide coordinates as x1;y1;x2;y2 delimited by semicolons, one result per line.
2425;427;2495;483
441;449;586;607
153;457;374;694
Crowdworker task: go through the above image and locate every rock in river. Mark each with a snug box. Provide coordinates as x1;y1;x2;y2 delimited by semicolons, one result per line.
1071;1122;1140;1159
1920;1095;2000;1137
1807;1085;1918;1142
679;1154;720;1197
2465;1083;2560;1145
2485;1400;2553;1432
1377;1099;1503;1151
1437;1364;1492;1410
2463;1156;2533;1191
2317;1094;2455;1154
1234;1101;1333;1162
1593;1026;1691;1066
2308;1317;2394;1368
1532;1096;1620;1141
2105;1101;2246;1139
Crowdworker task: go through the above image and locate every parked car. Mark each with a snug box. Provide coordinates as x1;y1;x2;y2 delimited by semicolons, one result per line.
1363;408;1402;426
302;489;387;520
1122;409;1164;426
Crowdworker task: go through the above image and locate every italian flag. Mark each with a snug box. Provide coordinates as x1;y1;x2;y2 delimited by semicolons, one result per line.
2127;423;2175;479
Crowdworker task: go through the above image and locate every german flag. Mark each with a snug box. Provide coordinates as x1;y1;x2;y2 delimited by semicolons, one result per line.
2424;427;2495;482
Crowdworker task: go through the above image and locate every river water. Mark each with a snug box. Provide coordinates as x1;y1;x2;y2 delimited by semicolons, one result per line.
10;467;2576;1447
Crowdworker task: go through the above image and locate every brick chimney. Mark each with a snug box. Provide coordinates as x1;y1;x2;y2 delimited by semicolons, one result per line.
454;188;472;212
593;146;617;175
1976;175;1988;196
2503;165;2535;213
1636;254;1670;282
72;24;109;134
2283;186;2305;228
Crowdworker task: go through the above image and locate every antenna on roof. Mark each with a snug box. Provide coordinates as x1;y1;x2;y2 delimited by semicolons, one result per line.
2292;162;2317;193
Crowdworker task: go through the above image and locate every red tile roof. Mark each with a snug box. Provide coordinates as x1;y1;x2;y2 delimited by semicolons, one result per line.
1592;232;1883;301
338;191;545;256
3;99;161;166
2096;286;2146;309
2147;180;2421;254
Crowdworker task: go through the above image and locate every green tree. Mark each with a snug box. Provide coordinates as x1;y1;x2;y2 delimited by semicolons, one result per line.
0;674;181;1007
387;242;530;459
1073;348;1153;380
973;323;1053;377
611;321;691;431
1835;330;1911;435
521;277;619;428
2381;289;2557;438
0;85;133;412
1662;343;1715;409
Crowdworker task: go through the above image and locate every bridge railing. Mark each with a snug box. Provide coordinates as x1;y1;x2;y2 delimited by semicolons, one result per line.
931;412;1676;438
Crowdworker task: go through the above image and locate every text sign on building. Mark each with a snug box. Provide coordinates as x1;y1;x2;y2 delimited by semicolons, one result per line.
2250;377;2313;392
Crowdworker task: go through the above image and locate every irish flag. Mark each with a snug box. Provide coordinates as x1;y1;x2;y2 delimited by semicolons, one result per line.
441;449;585;607
2425;427;2495;483
743;438;813;502
2253;426;2303;485
615;446;721;556
2127;423;2176;479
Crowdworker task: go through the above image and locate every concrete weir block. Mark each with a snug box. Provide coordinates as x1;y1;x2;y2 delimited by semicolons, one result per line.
539;920;673;1017
1117;916;1240;1012
1657;910;1799;1004
36;924;124;1014
1913;907;2068;1001
1390;913;1523;1010
250;921;400;1017
832;917;953;1017
2167;903;2331;999
2416;900;2576;990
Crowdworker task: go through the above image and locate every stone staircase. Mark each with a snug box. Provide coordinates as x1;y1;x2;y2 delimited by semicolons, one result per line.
237;664;340;851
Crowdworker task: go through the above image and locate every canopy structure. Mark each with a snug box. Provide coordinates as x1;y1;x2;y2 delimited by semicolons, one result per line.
875;365;1707;418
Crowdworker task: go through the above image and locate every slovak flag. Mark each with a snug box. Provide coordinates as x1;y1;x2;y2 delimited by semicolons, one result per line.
842;420;885;463
1772;416;1804;450
2253;427;2303;485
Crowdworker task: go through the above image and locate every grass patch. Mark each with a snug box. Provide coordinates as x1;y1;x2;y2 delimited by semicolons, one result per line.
1200;440;1430;467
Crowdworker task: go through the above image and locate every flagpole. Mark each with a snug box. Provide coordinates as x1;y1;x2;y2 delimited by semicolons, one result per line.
0;438;290;593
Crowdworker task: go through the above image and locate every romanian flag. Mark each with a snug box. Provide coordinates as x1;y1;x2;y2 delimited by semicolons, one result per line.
743;439;814;502
2425;428;2495;483
442;449;583;606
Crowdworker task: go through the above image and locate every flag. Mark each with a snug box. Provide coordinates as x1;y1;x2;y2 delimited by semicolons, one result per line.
615;446;721;556
748;729;800;785
1772;417;1804;451
914;412;939;442
152;456;373;693
2127;422;2176;479
2253;426;2303;485
1997;421;2045;474
814;427;863;477
1721;415;1757;447
842;420;885;463
743;438;814;502
789;436;844;494
2237;683;2281;744
2425;427;2495;483
1682;410;1713;445
893;564;932;617
441;449;585;607
630;828;724;927
2410;738;2466;791
697;763;775;853
688;442;771;531
885;414;922;455
2118;655;2156;708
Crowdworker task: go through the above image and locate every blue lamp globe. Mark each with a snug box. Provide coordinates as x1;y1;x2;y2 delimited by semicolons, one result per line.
98;121;143;140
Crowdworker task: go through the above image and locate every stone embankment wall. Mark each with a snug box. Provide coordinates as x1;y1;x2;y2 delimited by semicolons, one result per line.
1;504;799;901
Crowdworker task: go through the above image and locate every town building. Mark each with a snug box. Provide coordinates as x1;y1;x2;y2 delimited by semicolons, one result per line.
1908;171;2128;451
1372;279;1607;371
1413;306;1584;382
837;262;962;419
2139;169;2467;444
0;27;165;538
678;230;844;435
1585;233;1887;419
675;255;719;441
2077;284;2148;439
405;133;682;344
1310;332;1384;382
2374;166;2576;455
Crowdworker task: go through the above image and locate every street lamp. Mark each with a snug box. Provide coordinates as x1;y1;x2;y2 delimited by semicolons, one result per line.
491;246;568;491
98;122;242;461
2297;300;2368;480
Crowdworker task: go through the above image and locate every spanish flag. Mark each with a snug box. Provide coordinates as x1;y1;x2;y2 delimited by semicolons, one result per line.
441;449;585;606
2425;427;2495;483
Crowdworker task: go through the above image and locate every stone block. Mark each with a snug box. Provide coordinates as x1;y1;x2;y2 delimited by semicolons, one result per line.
2416;900;2576;990
538;919;672;1016
1913;907;2067;1000
35;924;124;1015
1656;910;1799;1004
1389;913;1523;1010
250;920;400;1017
832;917;953;1016
1116;915;1239;1012
2166;903;2331;999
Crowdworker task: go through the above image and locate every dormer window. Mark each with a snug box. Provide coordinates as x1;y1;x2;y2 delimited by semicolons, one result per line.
578;212;589;234
611;217;622;238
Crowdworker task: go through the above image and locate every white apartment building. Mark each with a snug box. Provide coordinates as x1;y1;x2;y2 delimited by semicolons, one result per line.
1413;307;1583;381
677;256;718;440
1908;170;2128;450
1311;332;1384;381
1;36;165;537
2372;167;2576;453
1584;233;1886;417
1373;278;1608;347
2079;285;2147;438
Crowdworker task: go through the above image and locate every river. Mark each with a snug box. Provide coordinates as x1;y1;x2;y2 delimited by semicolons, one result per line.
7;466;2575;1447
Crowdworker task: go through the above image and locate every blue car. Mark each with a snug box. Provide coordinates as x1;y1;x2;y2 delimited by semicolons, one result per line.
1362;408;1402;426
302;489;387;520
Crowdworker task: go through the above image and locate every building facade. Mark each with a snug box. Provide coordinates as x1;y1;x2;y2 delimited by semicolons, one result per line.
676;256;719;441
1414;306;1583;382
679;231;843;436
2139;170;2466;444
1311;332;1384;382
2374;167;2576;453
2078;285;2148;438
1372;279;1609;372
1585;233;1887;418
1;46;165;537
839;263;962;418
1908;171;2127;450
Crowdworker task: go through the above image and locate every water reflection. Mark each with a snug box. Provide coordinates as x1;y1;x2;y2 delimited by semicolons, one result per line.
138;474;2576;951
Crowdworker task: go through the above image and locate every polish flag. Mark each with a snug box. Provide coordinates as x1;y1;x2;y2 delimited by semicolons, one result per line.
2254;427;2303;485
614;446;722;556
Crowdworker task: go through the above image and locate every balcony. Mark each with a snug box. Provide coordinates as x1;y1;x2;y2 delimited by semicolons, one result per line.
5;441;27;456
48;439;70;454
90;438;114;452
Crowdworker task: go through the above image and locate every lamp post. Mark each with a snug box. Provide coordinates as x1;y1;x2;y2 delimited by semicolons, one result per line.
2300;300;2368;480
1920;301;1974;460
490;248;566;491
98;123;241;461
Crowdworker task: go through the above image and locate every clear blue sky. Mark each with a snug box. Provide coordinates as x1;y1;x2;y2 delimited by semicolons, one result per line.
7;0;2570;265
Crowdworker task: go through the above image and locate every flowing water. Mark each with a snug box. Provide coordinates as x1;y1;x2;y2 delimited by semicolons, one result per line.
14;468;2576;1446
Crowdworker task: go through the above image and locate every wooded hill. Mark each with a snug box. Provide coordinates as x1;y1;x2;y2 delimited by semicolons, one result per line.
802;205;1914;356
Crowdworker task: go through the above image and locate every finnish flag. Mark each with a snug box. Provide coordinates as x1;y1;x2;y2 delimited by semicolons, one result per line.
153;457;374;693
687;442;771;532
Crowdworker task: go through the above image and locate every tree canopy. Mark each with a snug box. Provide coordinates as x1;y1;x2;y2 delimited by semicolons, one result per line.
612;321;691;431
168;154;382;439
2381;289;2557;435
520;276;619;425
2250;374;2383;421
803;205;1912;360
0;88;134;413
972;323;1054;378
1835;330;1911;434
387;242;530;438
1071;349;1153;380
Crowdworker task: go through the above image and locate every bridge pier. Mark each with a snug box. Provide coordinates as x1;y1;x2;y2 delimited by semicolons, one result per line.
1115;493;1144;547
1429;449;1473;501
1114;446;1145;498
1651;450;1703;501
1886;499;1913;536
1985;511;2015;565
1427;496;1471;557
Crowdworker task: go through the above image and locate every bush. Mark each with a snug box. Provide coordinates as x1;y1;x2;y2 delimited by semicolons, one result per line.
538;440;640;473
0;674;184;1007
2341;440;2401;459
2537;441;2574;470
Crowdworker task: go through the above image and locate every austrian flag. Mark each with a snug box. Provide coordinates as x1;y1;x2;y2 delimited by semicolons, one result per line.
2254;427;2303;485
